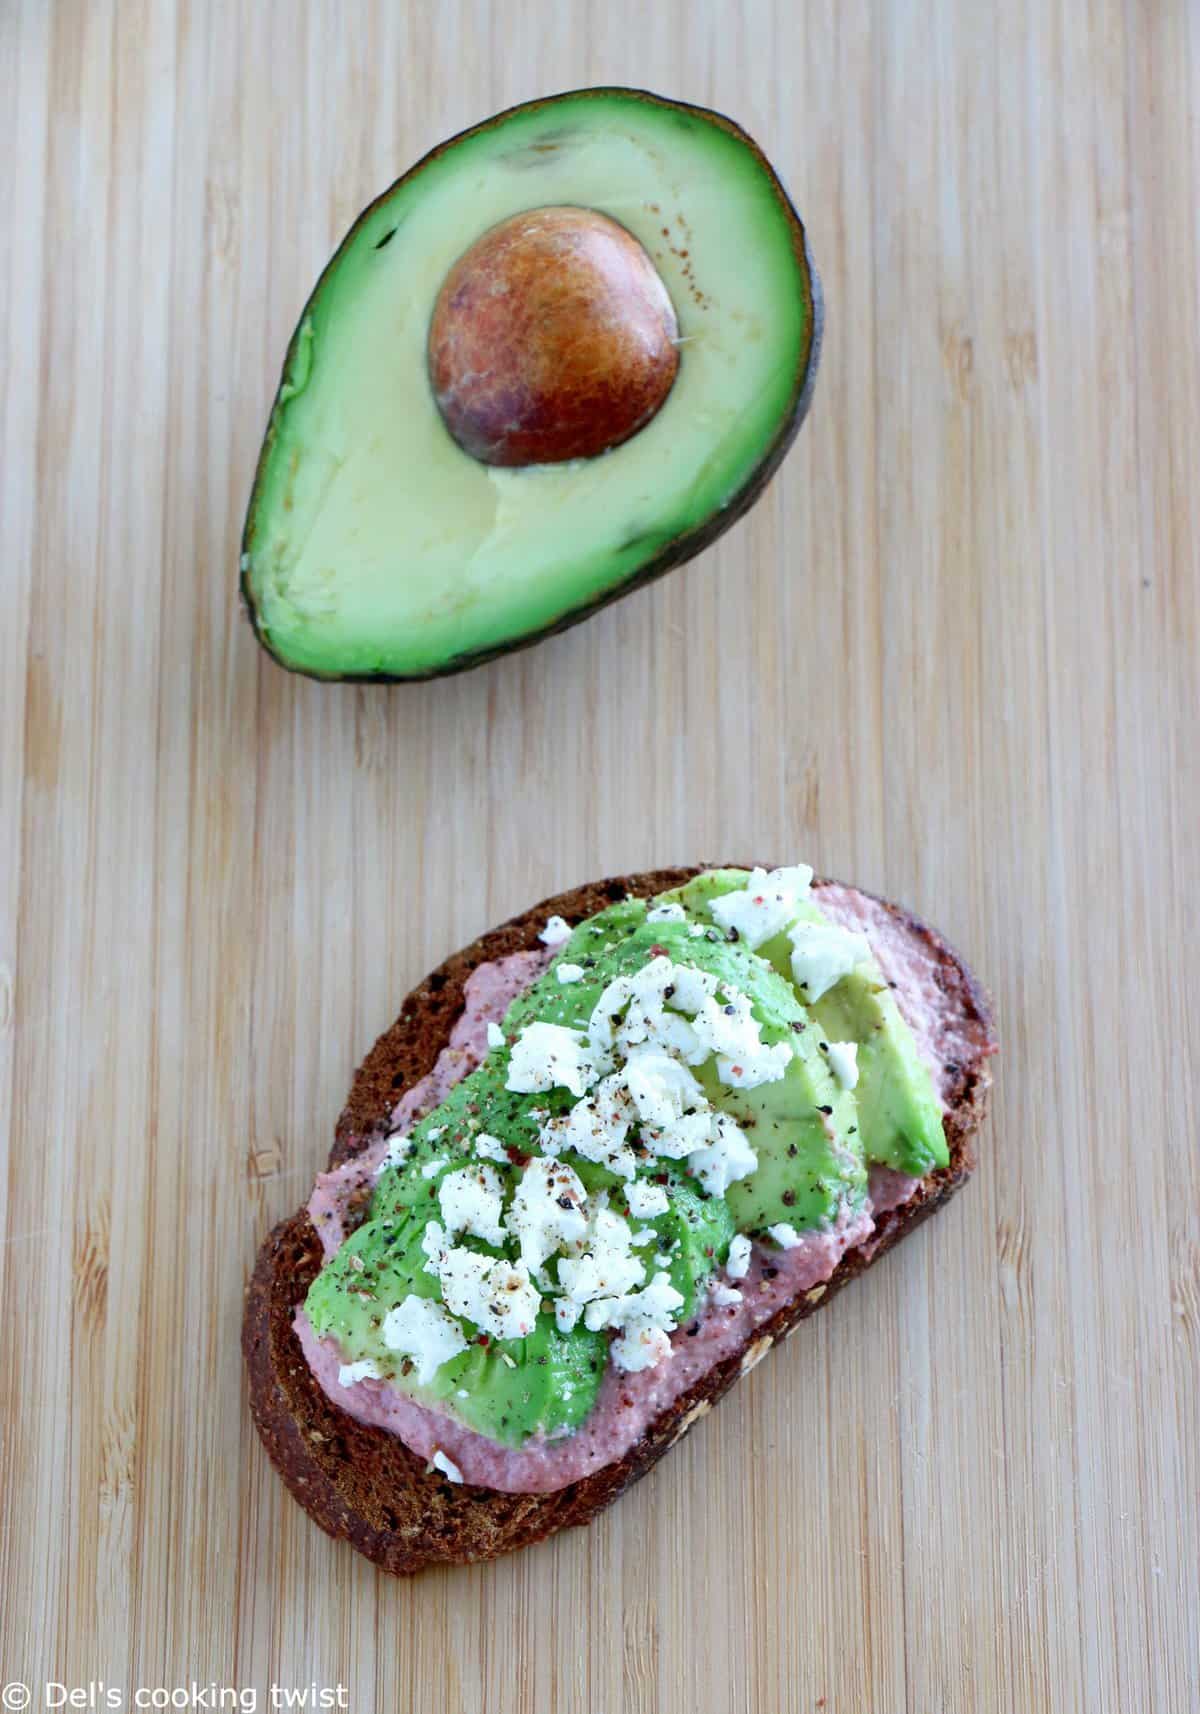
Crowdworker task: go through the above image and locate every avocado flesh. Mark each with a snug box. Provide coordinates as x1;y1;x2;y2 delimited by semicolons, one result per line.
666;870;950;1175
242;89;819;679
305;1202;606;1447
500;914;867;1233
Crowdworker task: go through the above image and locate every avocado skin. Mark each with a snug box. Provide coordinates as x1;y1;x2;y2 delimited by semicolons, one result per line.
239;87;823;682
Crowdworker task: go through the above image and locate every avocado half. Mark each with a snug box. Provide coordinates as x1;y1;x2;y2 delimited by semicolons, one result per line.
241;88;823;681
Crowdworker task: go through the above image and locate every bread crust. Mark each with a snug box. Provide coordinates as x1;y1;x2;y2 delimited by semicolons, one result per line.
243;868;996;1574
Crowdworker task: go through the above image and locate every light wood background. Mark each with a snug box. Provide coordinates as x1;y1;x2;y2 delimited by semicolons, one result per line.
2;2;1197;1710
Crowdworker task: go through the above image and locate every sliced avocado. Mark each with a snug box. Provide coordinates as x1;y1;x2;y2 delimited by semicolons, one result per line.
241;88;821;680
666;870;949;1176
305;1203;606;1447
615;1167;735;1321
499;917;866;1231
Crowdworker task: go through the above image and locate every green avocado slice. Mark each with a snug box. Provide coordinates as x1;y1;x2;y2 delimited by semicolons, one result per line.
241;88;821;680
665;870;950;1176
305;1205;607;1447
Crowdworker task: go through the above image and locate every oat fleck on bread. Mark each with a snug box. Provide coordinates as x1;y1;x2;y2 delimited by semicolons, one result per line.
243;867;996;1575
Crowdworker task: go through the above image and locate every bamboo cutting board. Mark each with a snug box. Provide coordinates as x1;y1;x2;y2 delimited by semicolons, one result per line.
2;2;1197;1710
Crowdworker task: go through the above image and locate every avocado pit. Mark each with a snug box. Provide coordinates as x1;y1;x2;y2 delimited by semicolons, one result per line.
428;205;680;467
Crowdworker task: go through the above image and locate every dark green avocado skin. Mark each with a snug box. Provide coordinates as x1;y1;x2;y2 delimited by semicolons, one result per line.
240;86;824;683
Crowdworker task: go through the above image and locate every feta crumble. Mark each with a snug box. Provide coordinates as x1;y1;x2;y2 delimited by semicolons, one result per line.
538;914;572;947
709;865;814;949
686;1111;758;1197
625;1178;670;1219
337;1358;381;1388
690;988;793;1088
825;1039;860;1090
431;1449;463;1484
379;1131;413;1171
475;1131;510;1164
554;1298;582;1333
506;1020;595;1097
622;1048;705;1128
381;1295;468;1384
646;900;687;923
725;1232;753;1279
584;1270;686;1372
557;1205;644;1306
538;1073;638;1178
507;1157;588;1271
438;1163;506;1246
787;919;871;1001
767;1222;803;1250
437;1248;541;1340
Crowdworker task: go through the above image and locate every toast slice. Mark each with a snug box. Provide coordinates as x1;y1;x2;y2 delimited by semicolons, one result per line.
243;867;996;1574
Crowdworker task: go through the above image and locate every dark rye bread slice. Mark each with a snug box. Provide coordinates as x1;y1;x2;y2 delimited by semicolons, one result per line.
243;868;996;1575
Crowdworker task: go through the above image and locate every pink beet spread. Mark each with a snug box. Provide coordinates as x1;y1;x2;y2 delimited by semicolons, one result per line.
306;947;550;1258
297;886;969;1493
295;1206;872;1493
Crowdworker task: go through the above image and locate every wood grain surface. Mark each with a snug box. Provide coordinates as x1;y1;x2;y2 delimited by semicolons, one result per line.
2;2;1197;1710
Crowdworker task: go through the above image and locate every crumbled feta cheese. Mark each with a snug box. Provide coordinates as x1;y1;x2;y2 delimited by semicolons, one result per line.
646;900;687;923
426;1127;444;1142
558;1205;643;1303
475;1131;510;1164
431;1449;463;1484
586;971;635;1062
555;962;586;984
507;1157;588;1271
379;1130;413;1171
618;957;705;1060
644;1109;714;1160
630;1226;657;1246
625;1178;670;1219
611;1324;673;1372
690;989;793;1088
421;1220;450;1276
437;1248;541;1340
709;1282;743;1307
709;865;814;949
714;1042;792;1089
787;919;871;1001
558;1246;645;1304
642;1007;704;1062
586;1271;685;1372
825;1039;860;1089
767;1222;803;1250
337;1358;380;1388
381;1295;468;1384
665;962;719;1016
486;1021;506;1050
622;1048;705;1128
554;1298;582;1333
538;1073;638;1178
726;1232;753;1279
421;1157;447;1179
506;1021;595;1097
438;1163;506;1246
686;1111;758;1197
538;914;572;947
